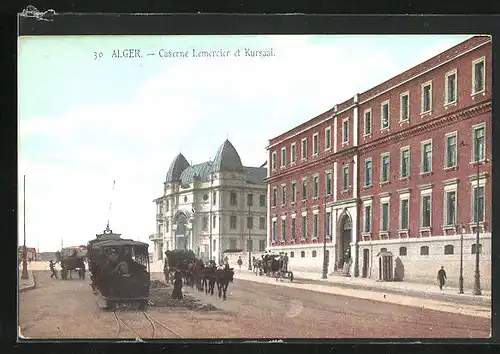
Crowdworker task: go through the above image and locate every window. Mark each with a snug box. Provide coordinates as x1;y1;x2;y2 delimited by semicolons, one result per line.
313;134;319;155
473;125;485;162
290;251;295;258
247;193;253;206
230;215;237;229
421;141;432;173
203;217;208;231
165;200;170;211
259;240;266;252
422;82;432;113
301;216;307;239
247;216;253;229
281;219;286;240
365;159;372;187
420;246;429;256
260;194;266;207
259;217;265;229
472;57;485;94
212;215;216;228
325;127;332;150
445;134;457;168
326;172;332;195
313;214;318;238
381;101;390;129
301;251;305;258
399;247;407;256
312;250;317;257
364;110;372;135
212;191;217;205
166;221;170;232
445;70;457;104
302;180;308;200
364;205;371;232
400;198;409;230
272;151;277;170
400;93;409;121
212;239;216;251
342;165;349;191
301;138;307;159
444;245;454;255
471;243;482;254
342;119;349;143
291;182;297;202
444;190;456;226
472;185;485;223
281;148;286;167
230;239;237;250
400;148;410;178
421;194;432;227
272;220;277;241
272;187;277;207
230;191;237;205
381;201;389;231
313;175;319;198
291;143;297;163
381;154;390;183
291;217;296;240
281;185;286;205
325;211;331;236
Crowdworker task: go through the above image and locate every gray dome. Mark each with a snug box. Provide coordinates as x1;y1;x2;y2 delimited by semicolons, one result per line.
180;161;214;184
166;153;190;183
211;140;243;173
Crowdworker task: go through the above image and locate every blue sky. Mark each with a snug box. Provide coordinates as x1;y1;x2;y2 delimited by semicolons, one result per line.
18;34;473;252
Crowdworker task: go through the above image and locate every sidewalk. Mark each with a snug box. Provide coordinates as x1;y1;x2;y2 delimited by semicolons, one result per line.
235;269;490;310
19;267;36;292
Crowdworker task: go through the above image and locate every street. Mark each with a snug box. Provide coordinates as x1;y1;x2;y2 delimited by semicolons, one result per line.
18;270;490;339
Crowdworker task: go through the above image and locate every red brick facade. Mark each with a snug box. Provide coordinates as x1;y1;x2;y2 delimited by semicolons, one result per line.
266;36;491;285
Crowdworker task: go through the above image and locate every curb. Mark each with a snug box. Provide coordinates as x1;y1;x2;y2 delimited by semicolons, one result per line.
19;271;36;293
235;272;490;309
290;276;492;307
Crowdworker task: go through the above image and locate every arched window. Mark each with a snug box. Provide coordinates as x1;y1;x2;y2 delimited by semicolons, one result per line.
444;245;454;255
300;251;305;258
399;247;407;256
290;251;295;258
420;246;429;256
471;243;482;254
312;250;317;257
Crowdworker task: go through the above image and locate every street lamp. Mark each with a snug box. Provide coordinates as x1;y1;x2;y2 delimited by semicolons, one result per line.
473;154;484;296
322;194;328;279
209;172;214;261
247;199;253;271
21;175;29;280
458;223;465;294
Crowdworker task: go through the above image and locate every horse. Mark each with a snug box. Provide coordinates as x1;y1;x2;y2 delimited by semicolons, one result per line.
215;266;234;300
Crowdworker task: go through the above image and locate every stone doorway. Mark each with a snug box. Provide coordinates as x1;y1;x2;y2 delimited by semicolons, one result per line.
336;212;352;272
174;212;189;250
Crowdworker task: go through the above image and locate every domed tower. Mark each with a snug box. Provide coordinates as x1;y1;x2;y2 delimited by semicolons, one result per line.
165;153;190;183
211;139;244;173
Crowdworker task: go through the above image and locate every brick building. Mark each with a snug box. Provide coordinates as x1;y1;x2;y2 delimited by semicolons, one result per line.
266;36;491;289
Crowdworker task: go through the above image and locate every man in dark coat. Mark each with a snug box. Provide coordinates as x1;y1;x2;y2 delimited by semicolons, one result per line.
437;266;447;290
172;269;183;299
49;260;58;279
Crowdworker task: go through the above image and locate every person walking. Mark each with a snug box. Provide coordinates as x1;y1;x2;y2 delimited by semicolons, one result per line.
437;266;447;291
237;256;243;271
49;260;58;279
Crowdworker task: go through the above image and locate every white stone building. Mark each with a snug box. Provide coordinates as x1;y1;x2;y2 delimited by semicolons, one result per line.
151;140;268;263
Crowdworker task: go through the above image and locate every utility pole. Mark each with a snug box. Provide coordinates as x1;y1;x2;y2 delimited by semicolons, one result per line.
209;172;214;261
473;153;482;296
247;200;252;271
322;194;328;279
458;223;465;294
21;175;29;279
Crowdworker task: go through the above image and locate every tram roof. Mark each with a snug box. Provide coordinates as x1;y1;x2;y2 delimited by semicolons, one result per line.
89;238;149;249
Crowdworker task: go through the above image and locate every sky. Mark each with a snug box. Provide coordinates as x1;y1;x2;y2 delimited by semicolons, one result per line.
18;34;473;252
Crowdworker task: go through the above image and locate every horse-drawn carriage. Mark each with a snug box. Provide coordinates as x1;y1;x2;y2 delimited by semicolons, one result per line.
55;247;87;280
87;224;151;310
254;253;293;282
164;250;235;300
